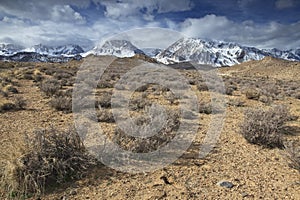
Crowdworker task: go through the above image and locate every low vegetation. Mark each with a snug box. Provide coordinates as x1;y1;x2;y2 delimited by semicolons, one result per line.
285;141;300;172
240;105;291;148
0;126;96;198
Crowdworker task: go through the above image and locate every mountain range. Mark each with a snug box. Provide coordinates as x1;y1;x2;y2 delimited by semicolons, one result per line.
0;39;299;66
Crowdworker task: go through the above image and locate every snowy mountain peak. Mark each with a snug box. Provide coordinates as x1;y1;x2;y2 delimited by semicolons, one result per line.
89;40;144;58
155;38;299;66
0;44;25;56
24;44;84;56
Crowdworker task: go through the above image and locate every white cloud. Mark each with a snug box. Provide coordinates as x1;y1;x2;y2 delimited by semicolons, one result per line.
0;1;299;51
180;15;235;39
2;16;26;25
275;0;295;9
179;14;300;49
51;5;86;24
0;16;158;49
0;0;90;21
104;28;183;49
100;0;193;20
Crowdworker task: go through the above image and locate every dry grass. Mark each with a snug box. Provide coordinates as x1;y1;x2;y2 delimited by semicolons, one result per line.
240;105;291;148
40;79;61;96
244;87;261;100
50;96;72;113
284;141;300;172
0;126;96;199
113;106;180;153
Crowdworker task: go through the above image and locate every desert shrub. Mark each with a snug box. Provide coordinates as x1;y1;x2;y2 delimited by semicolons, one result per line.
284;141;300;171
258;95;272;104
40;79;61;96
0;126;96;198
13;96;26;110
135;84;148;92
240;105;291;148
50;96;72;113
97;109;114;123
198;102;212;114
23;74;33;80
44;68;56;76
3;85;18;94
97;80;113;89
198;101;224;114
225;86;235;95
113;106;180;153
129;96;151;110
53;70;73;80
63;88;73;98
0;100;16;112
0;90;8;97
96;92;112;108
292;91;300;99
188;79;196;85
244;87;260;100
33;74;43;82
197;82;209;91
227;98;245;107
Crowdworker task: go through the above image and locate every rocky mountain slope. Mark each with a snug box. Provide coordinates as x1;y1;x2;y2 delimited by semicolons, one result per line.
86;40;144;58
155;38;300;66
0;44;83;62
0;38;299;65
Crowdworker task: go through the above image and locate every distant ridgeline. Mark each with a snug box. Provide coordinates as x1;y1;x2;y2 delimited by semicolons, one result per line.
0;39;299;66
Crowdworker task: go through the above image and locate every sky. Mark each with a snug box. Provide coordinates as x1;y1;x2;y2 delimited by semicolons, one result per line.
0;0;299;50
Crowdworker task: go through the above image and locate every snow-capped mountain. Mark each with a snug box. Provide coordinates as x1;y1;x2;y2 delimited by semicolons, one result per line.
141;48;163;57
0;43;84;62
86;40;144;58
262;48;300;61
155;38;300;66
0;52;81;62
24;44;84;56
0;39;299;65
0;44;24;56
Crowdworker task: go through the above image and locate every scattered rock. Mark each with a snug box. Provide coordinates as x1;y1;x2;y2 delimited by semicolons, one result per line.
160;176;171;185
217;180;234;189
241;192;249;198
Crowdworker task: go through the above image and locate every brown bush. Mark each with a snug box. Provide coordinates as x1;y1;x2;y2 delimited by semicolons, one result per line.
40;79;61;96
0;100;16;112
197;82;209;91
96;92;112;108
113;106;180;153
227;98;245;107
50;96;72;113
97;80;113;89
0;126;96;198
198;102;212;114
13;96;26;110
129;95;151;111
284;141;300;172
245;87;260;100
240;105;291;148
258;95;272;104
97;109;115;123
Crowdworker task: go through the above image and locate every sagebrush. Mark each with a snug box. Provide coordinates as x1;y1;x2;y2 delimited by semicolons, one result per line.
0;126;96;198
240;105;291;148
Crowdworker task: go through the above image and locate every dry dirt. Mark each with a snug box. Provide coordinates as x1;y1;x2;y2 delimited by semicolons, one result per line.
0;56;299;199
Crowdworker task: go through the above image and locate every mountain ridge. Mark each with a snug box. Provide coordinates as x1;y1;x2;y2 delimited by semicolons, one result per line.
0;39;299;65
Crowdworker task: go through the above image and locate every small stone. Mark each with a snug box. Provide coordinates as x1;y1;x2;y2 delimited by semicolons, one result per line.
217;180;234;189
241;192;249;198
